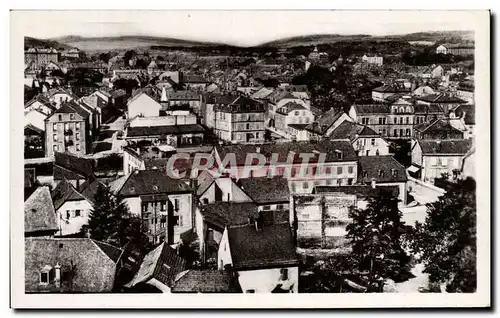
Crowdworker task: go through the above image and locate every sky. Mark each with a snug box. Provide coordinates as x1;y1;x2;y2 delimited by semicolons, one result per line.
14;10;481;47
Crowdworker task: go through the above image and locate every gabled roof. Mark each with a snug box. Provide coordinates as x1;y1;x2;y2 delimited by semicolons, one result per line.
358;155;408;184
172;270;242;293
125;242;186;289
417;93;467;104
166;90;200;101
373;84;409;93
413;103;444;114
250;87;275;100
351;104;390;115
304;109;346;134
25;186;58;234
417;139;472;155
53;152;94;180
51;179;91;211
117;170;192;197
25;238;123;293
227;223;299;270
238;177;290;204
52;100;90;119
213;96;265;113
276;101;307;115
329;121;379;142
200;202;258;230
24;123;44;136
25;94;53;109
414;118;464;136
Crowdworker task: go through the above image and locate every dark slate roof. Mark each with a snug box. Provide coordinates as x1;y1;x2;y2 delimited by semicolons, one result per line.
25;186;58;234
126;242;186;289
126;124;205;138
213;96;265;113
227;223;299;270
53;152;94;180
418;139;472;155
79;179;106;205
25;238;123;293
288;123;309;130
118;170;192;197
414;103;445;114
414;119;463;135
24;124;44;136
276;101;307;115
329;121;379;142
313;185;399;198
358;155;408;184
166;90;200;101
52;100;90;119
238;177;290;204
171;270;242;293
304;109;345;134
373;85;409;93
93;240;124;263
51;179;90;211
453;104;475;125
215;140;357;167
352;104;390;114
200;202;258;230
417;93;467;104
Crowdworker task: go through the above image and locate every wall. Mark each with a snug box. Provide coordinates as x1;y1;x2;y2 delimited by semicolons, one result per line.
56;199;93;236
129;114;197;127
128;94;161;118
45;115;87;157
353;137;390;156
422;155;464;182
124;197;142;216
217;228;233;270
123;151;145;175
407;175;446;204
237;266;299;293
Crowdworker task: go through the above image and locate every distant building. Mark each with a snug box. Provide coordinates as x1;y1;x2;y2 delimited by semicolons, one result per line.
362;54;383;66
274;101;314;139
24;47;59;70
436;43;475;56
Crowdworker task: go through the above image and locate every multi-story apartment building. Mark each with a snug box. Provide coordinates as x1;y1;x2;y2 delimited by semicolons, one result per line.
362;54;383;66
115;170;194;245
24;47;59;70
213;96;265;144
274;101;314;139
44;100;91;157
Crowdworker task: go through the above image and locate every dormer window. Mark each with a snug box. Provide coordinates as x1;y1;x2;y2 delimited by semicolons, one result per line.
392;169;398;177
70;114;75;120
335;150;343;160
40;265;53;285
378;169;384;177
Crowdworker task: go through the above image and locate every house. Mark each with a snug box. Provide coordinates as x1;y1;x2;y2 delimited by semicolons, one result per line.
357;155;408;205
196;201;258;264
172;269;242;293
274;101;314;139
329;121;390;156
437;43;475;56
25;94;55;116
197;172;252;204
51;178;102;236
455;81;474;104
24;47;59;69
436;45;447;54
213;140;359;192
164;91;203;117
44;100;91;157
123;145;175;175
217;222;299;293
416;93;467;114
237;176;290;222
413;103;446;126
304;109;353;141
44;88;75;109
127;91;162;118
25;238;123;293
414;118;464;140
25;186;58;238
116;170;194;245
449;104;475;139
362;54;383;66
124;124;205;147
183;74;208;91
411;139;472;182
213;96;265;144
204;93;239;128
124;242;186;293
24;124;45;158
371;84;410;102
52;152;95;189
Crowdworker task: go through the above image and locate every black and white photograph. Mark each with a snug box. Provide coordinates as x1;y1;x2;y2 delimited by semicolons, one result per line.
9;9;491;308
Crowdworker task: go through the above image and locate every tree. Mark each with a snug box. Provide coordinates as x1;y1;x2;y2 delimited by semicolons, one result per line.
98;52;111;64
410;177;476;293
87;183;144;247
346;191;411;291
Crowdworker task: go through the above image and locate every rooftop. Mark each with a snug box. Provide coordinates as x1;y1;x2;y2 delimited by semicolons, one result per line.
25;186;58;234
418;139;472;155
118;170;192;197
358;155;408;184
171;270;242;293
200;202;258;230
238;177;290;204
329;121;379;142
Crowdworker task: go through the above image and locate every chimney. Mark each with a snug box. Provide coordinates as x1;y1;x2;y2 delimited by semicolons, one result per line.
371;178;376;189
54;263;61;287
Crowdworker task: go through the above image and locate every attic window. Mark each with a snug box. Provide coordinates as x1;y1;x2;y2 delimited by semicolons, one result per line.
378;169;384;177
335;150;343;160
392;169;398;177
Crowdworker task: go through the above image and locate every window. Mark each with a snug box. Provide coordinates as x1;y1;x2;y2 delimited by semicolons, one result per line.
246;123;250;130
53;145;58;152
161;201;166;211
53;123;57;131
326;179;333;185
302;182;308;189
76;144;81;151
325;167;331;174
348;166;354;174
76;133;80;141
58;114;62;121
406;129;410;136
66;211;71;219
400;129;404;137
70;114;75;120
263;205;271;211
179;215;183;226
280;268;289;281
174;198;179;211
256;132;259;139
393;129;398;137
347;178;353;185
405;117;410;124
75;210;81;217
290;183;296;193
371;139;375;146
75;122;80;130
53;134;57;142
40;272;49;284
294;111;299;116
142;203;148;213
337;167;343;175
277;204;284;210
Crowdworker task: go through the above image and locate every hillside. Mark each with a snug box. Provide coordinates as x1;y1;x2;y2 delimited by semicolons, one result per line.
24;37;72;50
53;35;224;52
258;30;474;48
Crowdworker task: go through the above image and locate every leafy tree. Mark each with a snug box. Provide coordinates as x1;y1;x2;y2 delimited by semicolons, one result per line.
346;191;411;291
410;177;476;293
98;52;111;64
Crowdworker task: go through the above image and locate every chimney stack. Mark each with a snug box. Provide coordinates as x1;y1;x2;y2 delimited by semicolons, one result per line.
54;263;61;288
